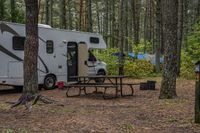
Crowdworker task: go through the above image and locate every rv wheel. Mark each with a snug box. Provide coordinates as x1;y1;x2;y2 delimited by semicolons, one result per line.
95;70;106;83
44;75;56;90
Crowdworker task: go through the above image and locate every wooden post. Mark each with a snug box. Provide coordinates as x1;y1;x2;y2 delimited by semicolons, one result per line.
195;61;200;123
195;81;200;123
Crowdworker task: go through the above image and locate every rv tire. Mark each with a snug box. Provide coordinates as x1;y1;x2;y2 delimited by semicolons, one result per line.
43;74;57;90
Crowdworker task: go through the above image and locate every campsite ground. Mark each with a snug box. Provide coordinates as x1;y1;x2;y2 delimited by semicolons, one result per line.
0;77;200;133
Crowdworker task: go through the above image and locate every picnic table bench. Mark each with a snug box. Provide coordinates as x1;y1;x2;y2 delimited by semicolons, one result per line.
64;75;140;99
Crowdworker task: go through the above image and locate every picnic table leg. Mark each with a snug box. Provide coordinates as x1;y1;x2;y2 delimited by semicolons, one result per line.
66;87;70;97
130;85;134;96
103;87;114;99
120;77;123;96
66;87;82;97
83;87;87;95
77;86;89;95
103;87;117;99
91;86;98;94
115;78;118;98
103;87;107;99
121;85;134;97
83;77;87;95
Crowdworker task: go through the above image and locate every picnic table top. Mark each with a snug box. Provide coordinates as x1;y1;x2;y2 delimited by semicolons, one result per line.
70;75;134;79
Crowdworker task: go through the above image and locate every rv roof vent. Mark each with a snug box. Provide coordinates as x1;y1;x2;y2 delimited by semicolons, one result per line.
38;24;52;28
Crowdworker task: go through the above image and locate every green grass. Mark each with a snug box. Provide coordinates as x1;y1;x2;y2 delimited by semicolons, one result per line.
119;123;135;132
1;129;32;133
0;103;10;110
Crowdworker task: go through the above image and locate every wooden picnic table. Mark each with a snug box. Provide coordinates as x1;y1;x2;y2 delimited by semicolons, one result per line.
64;75;140;99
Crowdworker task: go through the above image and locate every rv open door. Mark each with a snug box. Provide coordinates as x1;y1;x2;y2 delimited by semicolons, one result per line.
78;42;88;76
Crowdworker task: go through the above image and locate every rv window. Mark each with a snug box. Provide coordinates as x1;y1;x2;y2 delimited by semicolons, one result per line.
90;37;99;44
13;36;25;50
46;40;54;54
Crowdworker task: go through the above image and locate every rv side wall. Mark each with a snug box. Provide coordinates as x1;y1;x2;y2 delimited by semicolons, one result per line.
0;21;107;88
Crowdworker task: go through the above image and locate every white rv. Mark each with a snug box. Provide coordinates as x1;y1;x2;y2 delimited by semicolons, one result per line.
0;21;107;89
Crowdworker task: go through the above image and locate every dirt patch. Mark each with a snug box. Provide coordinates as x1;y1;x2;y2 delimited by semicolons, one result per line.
0;77;200;133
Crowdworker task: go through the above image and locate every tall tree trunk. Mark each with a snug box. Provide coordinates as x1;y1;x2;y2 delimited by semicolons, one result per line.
104;0;109;45
160;0;178;99
118;0;125;75
49;0;53;26
95;1;100;33
24;0;39;95
177;0;184;76
45;0;49;25
183;0;189;49
60;0;66;29
160;0;165;54
45;0;53;26
144;0;153;52
79;0;84;30
38;0;41;12
40;1;45;23
132;0;141;46
197;0;200;18
128;0;133;51
10;0;16;22
111;0;116;48
38;0;42;23
124;0;129;52
0;0;6;20
67;0;72;30
144;1;148;53
86;0;93;32
155;0;161;73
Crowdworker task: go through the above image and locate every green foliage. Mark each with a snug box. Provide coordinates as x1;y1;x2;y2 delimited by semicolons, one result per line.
187;19;200;62
0;0;6;20
179;19;200;79
8;1;25;23
133;40;152;54
124;59;154;77
94;48;154;77
94;48;119;75
0;0;25;22
180;51;195;79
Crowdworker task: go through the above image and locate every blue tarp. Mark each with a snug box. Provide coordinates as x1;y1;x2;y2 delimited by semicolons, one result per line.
128;53;145;59
128;52;164;65
112;52;164;65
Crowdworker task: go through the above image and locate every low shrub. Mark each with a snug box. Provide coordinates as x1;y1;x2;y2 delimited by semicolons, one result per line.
94;48;154;77
124;59;154;77
180;51;195;79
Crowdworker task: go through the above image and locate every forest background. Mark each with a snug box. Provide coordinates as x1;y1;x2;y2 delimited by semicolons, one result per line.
0;0;199;78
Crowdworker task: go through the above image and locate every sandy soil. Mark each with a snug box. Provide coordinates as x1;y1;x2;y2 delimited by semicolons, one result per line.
0;77;200;133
